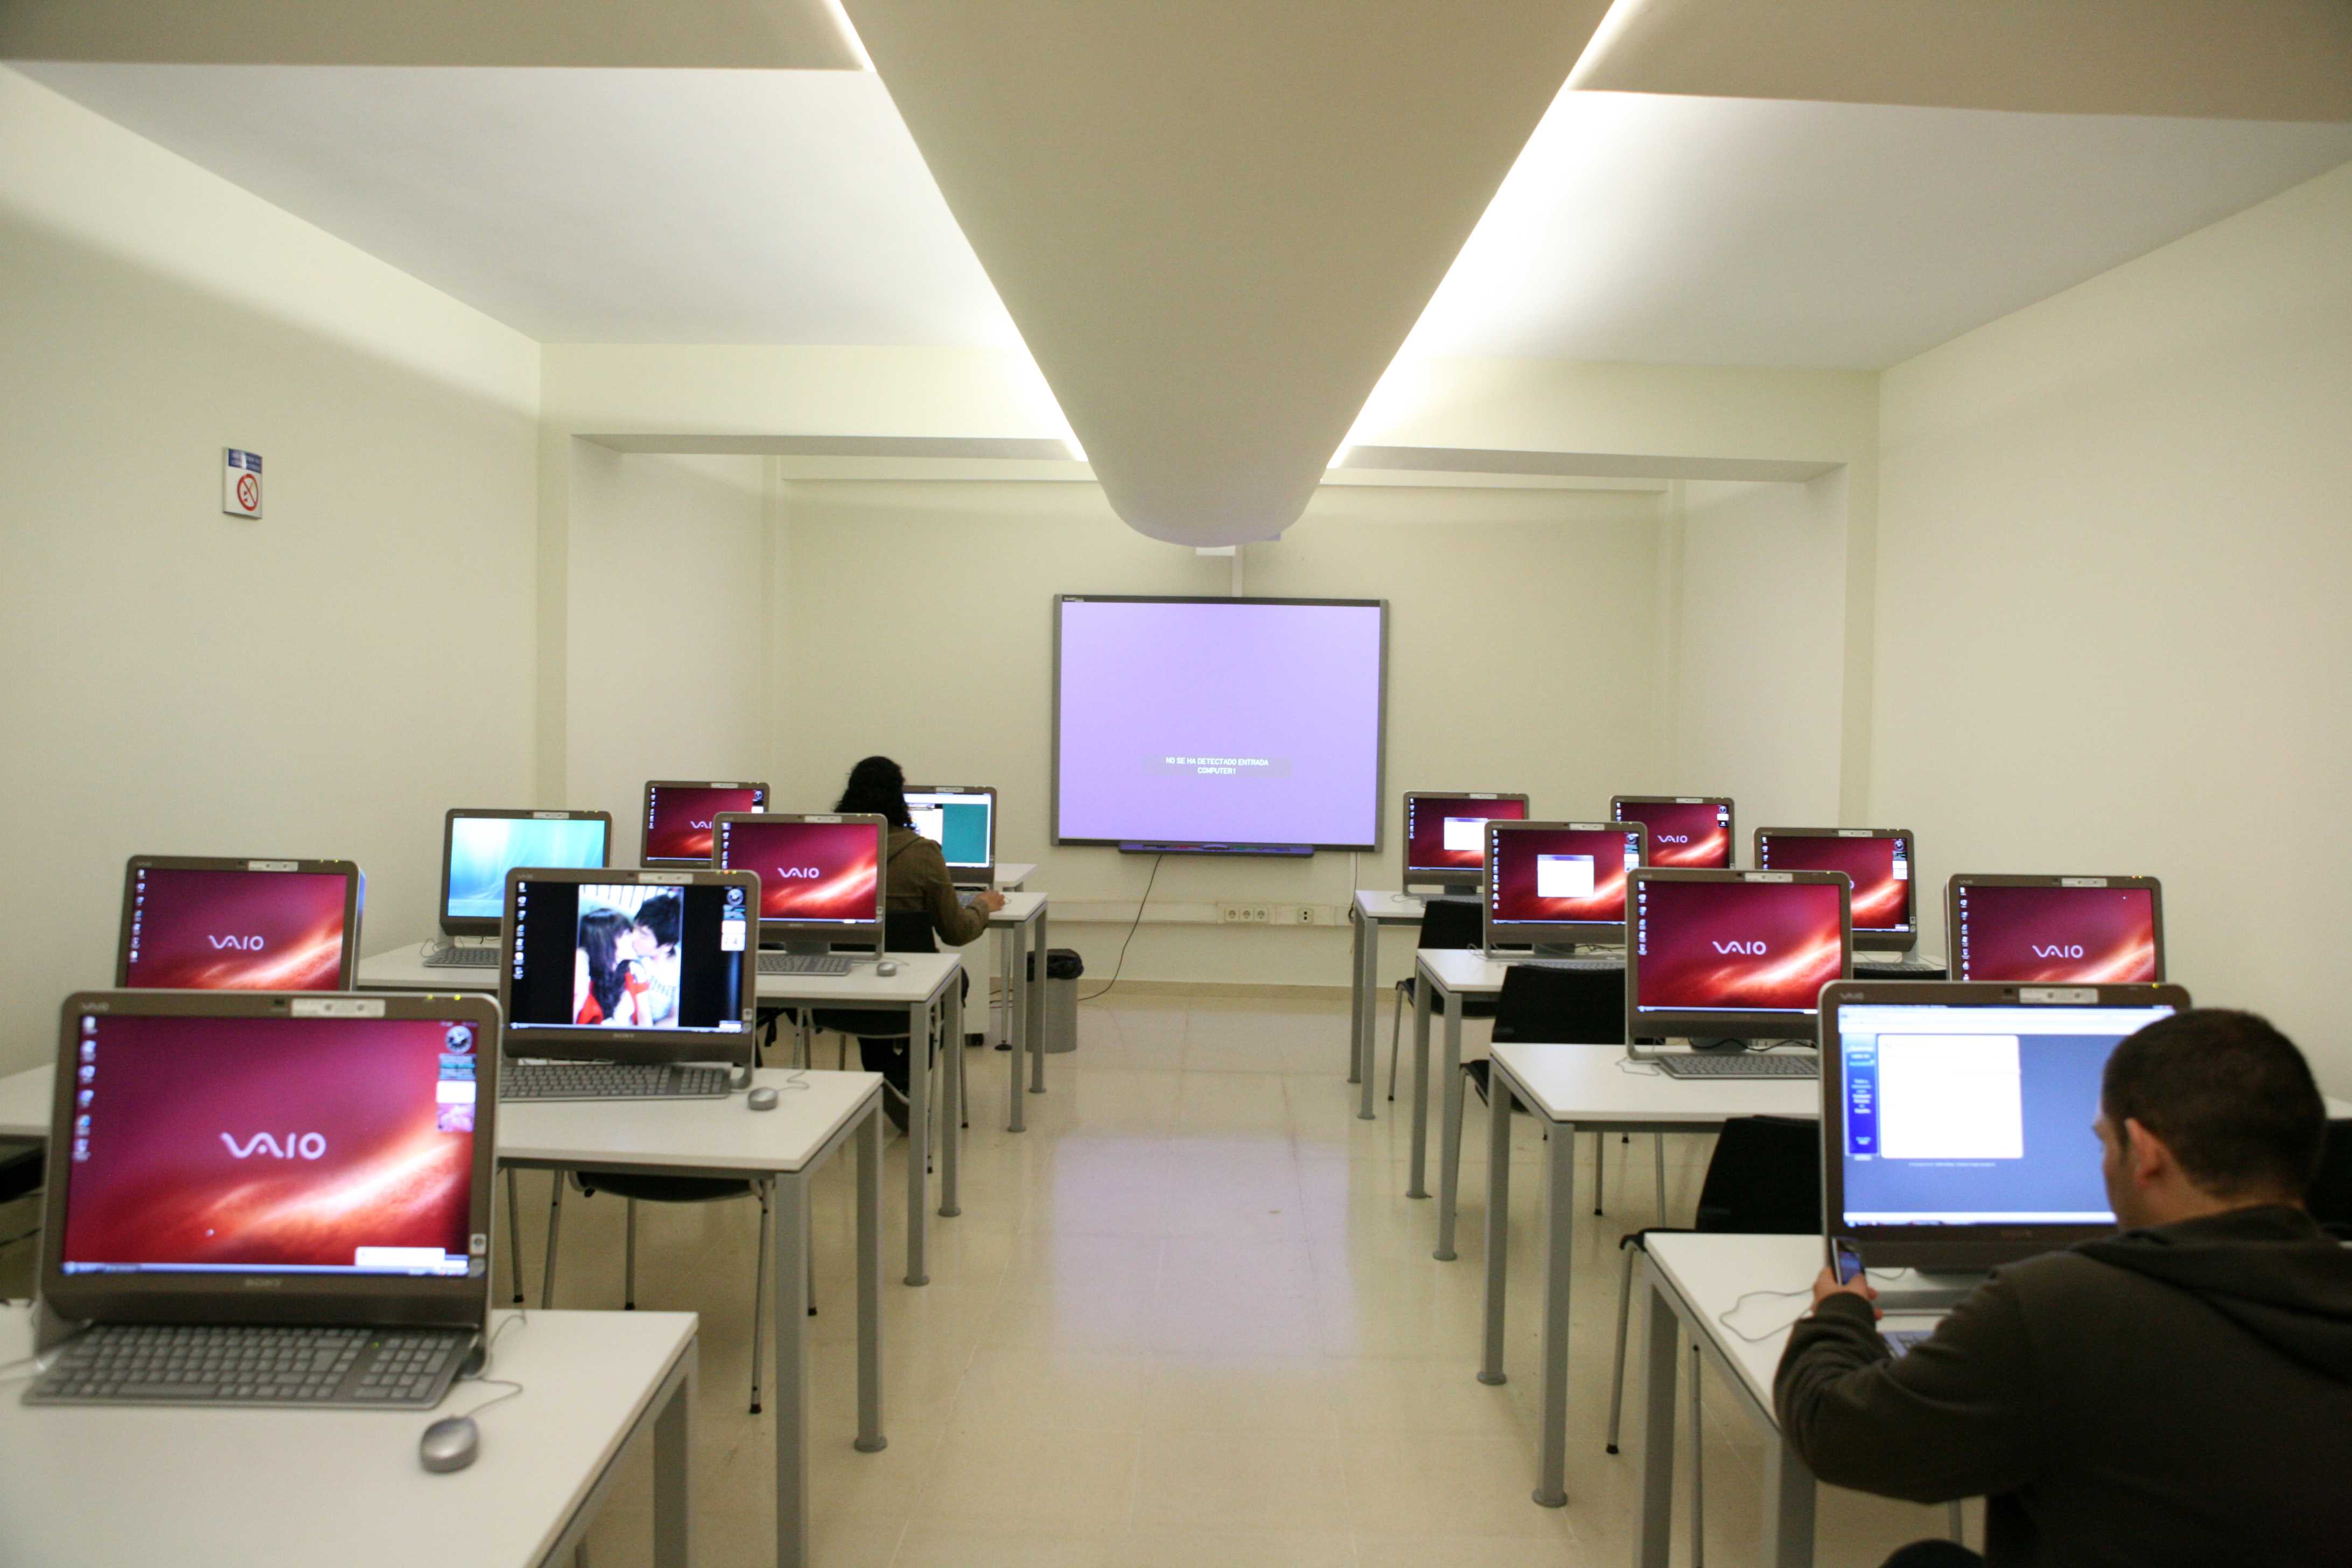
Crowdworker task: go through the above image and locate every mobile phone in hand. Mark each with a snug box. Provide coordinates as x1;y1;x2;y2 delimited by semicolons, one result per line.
1831;1238;1865;1286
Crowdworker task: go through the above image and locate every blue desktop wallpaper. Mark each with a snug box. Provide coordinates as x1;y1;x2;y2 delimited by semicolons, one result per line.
446;818;608;919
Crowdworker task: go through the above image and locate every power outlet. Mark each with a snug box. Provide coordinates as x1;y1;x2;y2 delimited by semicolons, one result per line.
1292;904;1316;925
1217;902;1273;923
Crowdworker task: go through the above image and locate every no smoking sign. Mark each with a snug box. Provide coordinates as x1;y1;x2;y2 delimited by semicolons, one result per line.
223;447;263;519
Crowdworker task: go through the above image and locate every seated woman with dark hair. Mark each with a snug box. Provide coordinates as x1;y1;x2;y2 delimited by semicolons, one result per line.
836;755;1004;1123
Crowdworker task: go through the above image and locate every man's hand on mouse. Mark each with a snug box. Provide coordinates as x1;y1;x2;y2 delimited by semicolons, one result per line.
975;890;1006;913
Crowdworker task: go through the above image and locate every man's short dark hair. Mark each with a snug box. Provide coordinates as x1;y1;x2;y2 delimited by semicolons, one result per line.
633;890;682;950
2102;1009;2326;1200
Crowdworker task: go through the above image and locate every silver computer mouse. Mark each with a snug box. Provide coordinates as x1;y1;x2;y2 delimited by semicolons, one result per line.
875;960;899;977
419;1414;480;1473
747;1086;780;1111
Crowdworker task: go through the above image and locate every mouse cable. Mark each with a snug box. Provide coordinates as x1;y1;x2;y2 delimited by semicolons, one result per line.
1714;1270;1898;1343
452;1377;526;1420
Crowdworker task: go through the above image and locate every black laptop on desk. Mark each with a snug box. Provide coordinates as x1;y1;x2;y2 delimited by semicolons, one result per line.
29;989;499;1409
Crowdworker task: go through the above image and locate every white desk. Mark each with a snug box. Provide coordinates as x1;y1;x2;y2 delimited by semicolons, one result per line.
1347;890;1431;1116
754;952;967;1287
358;943;500;991
1479;1041;1815;1509
974;890;1051;1131
995;863;1037;891
500;1069;886;1568
0;1063;50;1140
1406;948;1628;1258
0;1306;695;1568
355;944;968;1285
1634;1233;1951;1568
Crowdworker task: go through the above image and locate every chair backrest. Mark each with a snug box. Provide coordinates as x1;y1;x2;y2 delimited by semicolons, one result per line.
1488;963;1625;1045
2309;1119;2352;1231
884;908;939;954
884;907;936;959
1416;897;1484;951
1692;1115;1822;1235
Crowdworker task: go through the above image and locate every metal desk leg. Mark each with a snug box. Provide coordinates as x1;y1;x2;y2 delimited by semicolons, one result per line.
1347;904;1367;1088
1762;1435;1818;1568
775;1168;811;1568
651;1341;695;1568
505;1166;523;1305
854;1101;886;1453
940;978;963;1219
905;997;929;1286
1478;1068;1513;1385
1533;1116;1577;1507
1002;923;1025;1133
1028;911;1048;1095
1406;963;1434;1198
1435;988;1466;1259
1637;1258;1679;1567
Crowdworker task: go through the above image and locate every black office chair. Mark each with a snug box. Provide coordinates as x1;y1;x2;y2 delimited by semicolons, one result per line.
540;1168;779;1412
2309;1119;2352;1231
1384;897;1491;1101
1465;960;1664;1216
1605;1115;1818;1567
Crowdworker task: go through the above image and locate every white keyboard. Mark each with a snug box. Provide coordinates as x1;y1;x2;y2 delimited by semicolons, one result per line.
757;953;852;977
1655;1053;1818;1080
424;944;501;969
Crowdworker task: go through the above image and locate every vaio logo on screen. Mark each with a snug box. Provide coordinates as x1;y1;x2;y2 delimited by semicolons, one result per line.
645;785;765;863
1492;827;1640;923
1620;801;1732;869
60;1014;475;1274
1408;796;1527;872
1956;885;2159;983
1636;879;1845;1012
1760;835;1909;929
123;867;349;991
720;820;880;923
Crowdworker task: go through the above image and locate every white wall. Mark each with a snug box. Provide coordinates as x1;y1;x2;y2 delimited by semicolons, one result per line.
1874;159;2352;1086
773;478;1665;988
0;69;542;1074
564;445;770;856
1669;475;1852;840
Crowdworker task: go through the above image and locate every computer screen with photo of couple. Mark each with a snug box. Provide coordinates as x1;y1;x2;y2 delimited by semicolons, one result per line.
503;877;750;1039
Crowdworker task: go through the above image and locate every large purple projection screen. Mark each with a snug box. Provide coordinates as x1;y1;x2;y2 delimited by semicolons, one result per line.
1054;596;1387;850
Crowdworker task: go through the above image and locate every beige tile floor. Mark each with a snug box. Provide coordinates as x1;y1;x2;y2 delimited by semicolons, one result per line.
505;993;1961;1566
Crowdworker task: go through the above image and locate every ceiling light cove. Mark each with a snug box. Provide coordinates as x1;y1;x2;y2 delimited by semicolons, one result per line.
842;1;1610;547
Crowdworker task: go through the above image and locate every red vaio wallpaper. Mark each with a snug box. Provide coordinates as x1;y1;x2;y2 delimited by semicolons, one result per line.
719;819;882;922
1635;878;1845;1013
61;1014;475;1272
1406;796;1527;871
1490;827;1641;925
1758;835;1909;930
646;786;764;862
1955;884;2159;983
123;868;349;991
1621;801;1731;869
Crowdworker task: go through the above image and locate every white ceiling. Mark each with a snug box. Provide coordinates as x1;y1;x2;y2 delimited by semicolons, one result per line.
13;1;2352;544
0;0;862;70
1403;92;2352;368
13;64;1018;346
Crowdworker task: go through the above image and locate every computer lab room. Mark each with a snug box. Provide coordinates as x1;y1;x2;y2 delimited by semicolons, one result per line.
4;5;2350;1567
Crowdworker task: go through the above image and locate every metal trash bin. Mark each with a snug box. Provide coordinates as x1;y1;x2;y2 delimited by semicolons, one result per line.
1025;948;1085;1053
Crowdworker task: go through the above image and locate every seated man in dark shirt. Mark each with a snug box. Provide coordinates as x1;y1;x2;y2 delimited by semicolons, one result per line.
1775;1009;2352;1568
